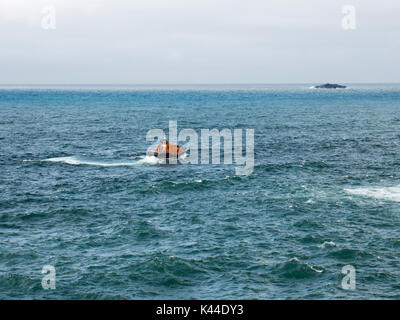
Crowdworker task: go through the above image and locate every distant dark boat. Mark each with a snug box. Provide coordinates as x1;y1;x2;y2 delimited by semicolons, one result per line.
314;83;346;89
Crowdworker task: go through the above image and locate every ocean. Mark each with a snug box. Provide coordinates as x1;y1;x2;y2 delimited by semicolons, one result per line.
1;84;400;299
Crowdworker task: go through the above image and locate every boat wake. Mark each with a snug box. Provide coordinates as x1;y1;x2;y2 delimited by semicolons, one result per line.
23;156;153;167
24;154;188;167
345;186;400;202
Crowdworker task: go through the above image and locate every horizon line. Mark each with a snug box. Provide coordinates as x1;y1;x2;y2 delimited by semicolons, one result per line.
0;82;400;86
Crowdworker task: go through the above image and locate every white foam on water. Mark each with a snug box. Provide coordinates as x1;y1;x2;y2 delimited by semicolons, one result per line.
43;156;147;167
139;153;188;165
317;241;336;249
136;155;162;165
26;153;188;167
345;186;400;202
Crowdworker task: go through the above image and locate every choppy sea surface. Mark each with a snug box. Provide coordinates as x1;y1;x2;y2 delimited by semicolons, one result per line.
1;84;400;299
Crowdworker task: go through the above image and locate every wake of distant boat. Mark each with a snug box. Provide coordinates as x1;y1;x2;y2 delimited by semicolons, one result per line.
23;154;187;167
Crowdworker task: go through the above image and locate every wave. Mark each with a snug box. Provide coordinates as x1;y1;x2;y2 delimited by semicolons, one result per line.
317;241;336;249
272;258;324;279
24;155;162;167
328;248;372;261
345;186;400;202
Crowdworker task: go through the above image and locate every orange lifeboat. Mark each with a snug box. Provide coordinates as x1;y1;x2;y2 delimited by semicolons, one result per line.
148;138;186;160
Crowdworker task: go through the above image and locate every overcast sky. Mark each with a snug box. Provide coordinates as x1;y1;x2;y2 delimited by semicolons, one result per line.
0;0;399;84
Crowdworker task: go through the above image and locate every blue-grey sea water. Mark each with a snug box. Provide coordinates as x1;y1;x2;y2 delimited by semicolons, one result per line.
1;84;400;299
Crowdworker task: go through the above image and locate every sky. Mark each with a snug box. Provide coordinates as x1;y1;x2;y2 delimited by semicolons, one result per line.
0;0;399;84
